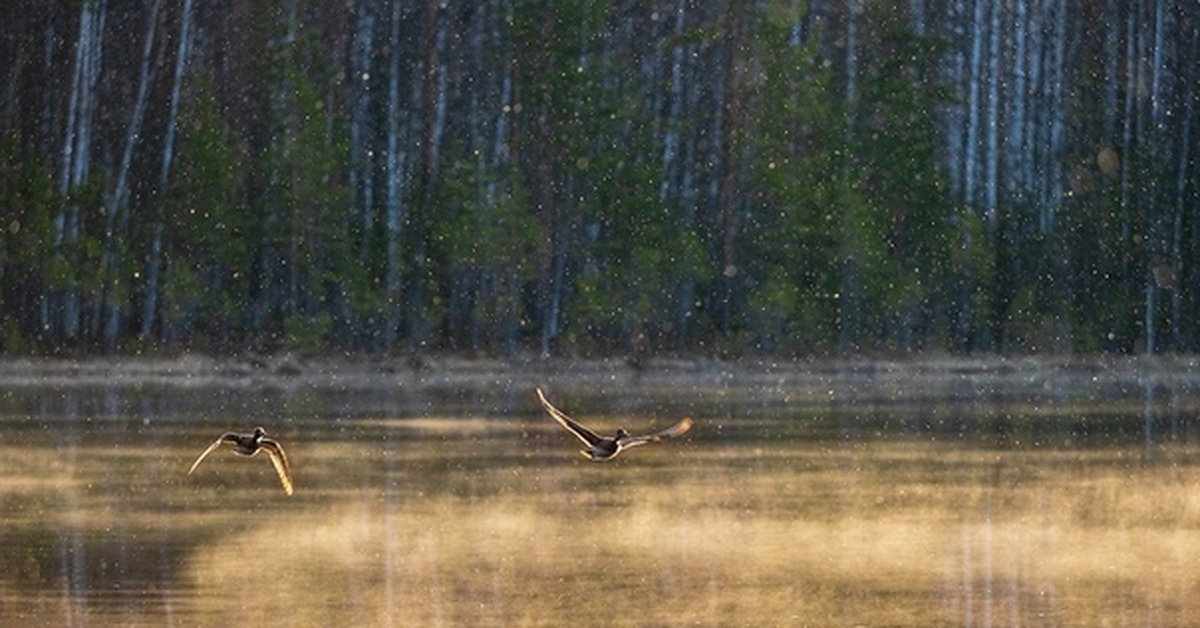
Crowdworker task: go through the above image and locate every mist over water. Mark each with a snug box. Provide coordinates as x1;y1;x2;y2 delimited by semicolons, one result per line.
2;358;1199;625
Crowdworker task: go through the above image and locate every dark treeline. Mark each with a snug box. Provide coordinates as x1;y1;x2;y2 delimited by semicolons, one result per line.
1;0;1198;358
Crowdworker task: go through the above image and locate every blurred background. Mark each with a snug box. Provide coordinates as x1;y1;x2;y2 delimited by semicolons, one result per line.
2;0;1197;360
4;3;1200;623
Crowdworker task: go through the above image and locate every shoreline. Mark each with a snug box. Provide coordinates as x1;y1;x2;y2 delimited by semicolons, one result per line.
1;353;1199;393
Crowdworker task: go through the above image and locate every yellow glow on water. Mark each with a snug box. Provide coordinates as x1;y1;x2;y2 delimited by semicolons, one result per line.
182;437;1200;626
3;415;1200;626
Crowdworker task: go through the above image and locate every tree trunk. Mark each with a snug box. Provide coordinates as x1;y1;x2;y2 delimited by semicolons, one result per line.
943;0;968;198
141;0;194;341
384;0;408;348
1045;0;1068;228
53;0;107;343
1102;0;1121;140
718;0;747;338
1169;19;1196;349
101;0;164;351
1005;0;1027;205
964;0;985;216
350;0;376;266
838;0;862;350
983;0;999;218
408;0;446;347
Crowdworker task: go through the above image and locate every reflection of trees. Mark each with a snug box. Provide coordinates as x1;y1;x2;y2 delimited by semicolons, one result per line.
1142;376;1184;454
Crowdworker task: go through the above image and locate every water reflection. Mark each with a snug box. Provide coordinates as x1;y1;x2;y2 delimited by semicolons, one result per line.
2;365;1199;625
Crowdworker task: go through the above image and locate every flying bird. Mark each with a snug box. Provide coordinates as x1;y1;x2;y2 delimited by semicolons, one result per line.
187;426;294;495
536;388;693;461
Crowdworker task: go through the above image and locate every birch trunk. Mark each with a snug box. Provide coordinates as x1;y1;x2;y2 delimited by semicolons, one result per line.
141;0;194;340
1022;0;1041;217
910;0;925;35
408;0;446;346
384;0;407;348
350;0;375;265
659;0;686;207
943;0;967;197
1169;20;1196;349
101;0;164;350
983;0;999;218
964;0;985;214
1005;0;1027;203
662;0;698;344
1044;0;1068;229
53;0;106;342
1102;0;1121;140
1119;0;1138;245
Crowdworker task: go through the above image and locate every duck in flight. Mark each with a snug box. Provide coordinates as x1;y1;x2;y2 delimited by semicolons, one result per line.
536;388;693;461
187;426;294;495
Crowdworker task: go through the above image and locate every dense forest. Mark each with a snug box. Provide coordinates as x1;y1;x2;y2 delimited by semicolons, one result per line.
1;0;1198;358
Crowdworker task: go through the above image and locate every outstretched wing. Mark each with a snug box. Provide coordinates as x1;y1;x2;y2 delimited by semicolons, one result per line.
187;434;233;475
259;438;294;496
622;417;694;448
536;388;604;447
653;417;693;440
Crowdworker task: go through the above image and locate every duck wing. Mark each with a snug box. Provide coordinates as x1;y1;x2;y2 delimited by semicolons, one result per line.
259;438;294;496
620;417;694;448
187;433;235;475
536;388;605;447
652;417;694;440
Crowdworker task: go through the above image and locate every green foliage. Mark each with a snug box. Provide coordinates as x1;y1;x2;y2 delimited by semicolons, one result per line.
0;141;57;278
740;8;960;352
571;151;673;334
283;311;333;353
743;12;844;348
566;88;708;348
7;0;1189;357
161;260;205;334
0;139;49;351
256;15;352;329
428;152;541;350
943;207;993;350
843;21;956;348
163;73;252;339
0;313;26;353
509;0;609;117
510;0;714;350
432;156;539;279
54;177;107;296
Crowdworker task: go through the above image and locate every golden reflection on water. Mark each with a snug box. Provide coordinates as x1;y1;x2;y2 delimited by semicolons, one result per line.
2;406;1200;626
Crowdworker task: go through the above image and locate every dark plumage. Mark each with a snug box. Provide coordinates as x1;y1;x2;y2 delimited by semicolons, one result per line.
187;426;294;495
536;388;693;461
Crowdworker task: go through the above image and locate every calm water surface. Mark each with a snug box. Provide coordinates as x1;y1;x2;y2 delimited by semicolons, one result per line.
2;364;1199;625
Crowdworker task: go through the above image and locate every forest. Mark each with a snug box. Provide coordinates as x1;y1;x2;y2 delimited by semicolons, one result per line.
1;0;1198;359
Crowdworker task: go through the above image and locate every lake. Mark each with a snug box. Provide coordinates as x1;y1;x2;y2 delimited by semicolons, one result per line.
2;356;1199;626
